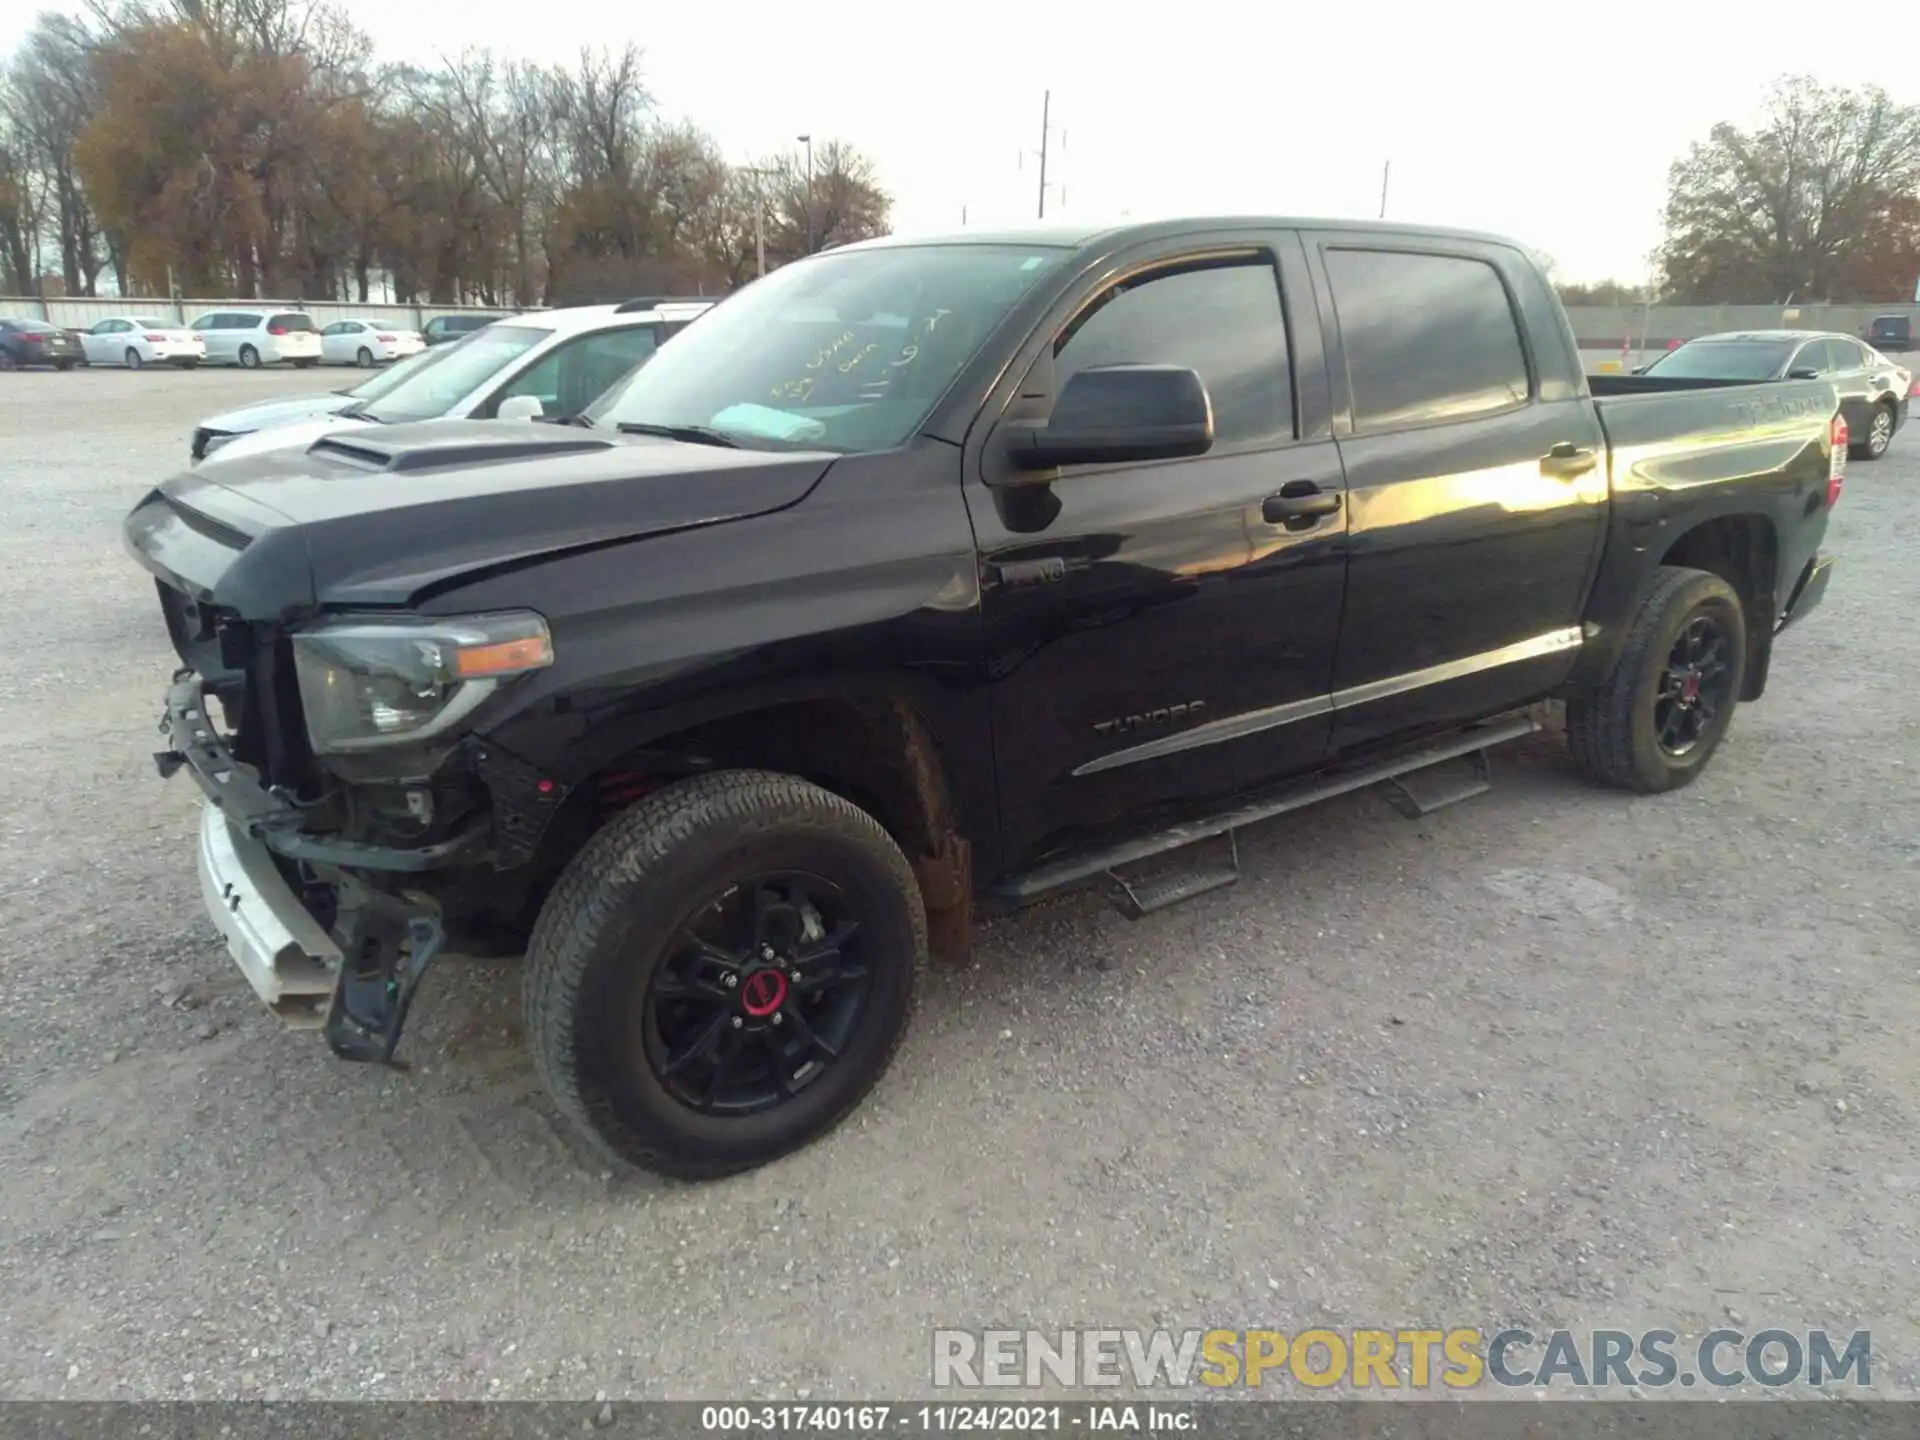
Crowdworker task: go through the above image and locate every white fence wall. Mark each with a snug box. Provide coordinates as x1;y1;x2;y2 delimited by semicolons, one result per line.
0;296;537;328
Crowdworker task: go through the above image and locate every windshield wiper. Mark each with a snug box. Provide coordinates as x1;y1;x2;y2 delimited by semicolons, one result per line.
540;412;595;428
615;421;741;448
336;402;385;422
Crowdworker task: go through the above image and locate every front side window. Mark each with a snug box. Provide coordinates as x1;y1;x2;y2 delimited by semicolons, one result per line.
353;324;551;424
587;243;1070;451
495;326;661;417
1053;258;1294;449
1324;248;1531;433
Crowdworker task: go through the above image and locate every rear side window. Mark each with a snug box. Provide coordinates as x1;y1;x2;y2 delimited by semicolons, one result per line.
1324;248;1530;433
1053;259;1293;448
1823;338;1865;371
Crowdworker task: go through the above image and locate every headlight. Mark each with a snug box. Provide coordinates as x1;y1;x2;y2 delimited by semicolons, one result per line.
291;611;554;753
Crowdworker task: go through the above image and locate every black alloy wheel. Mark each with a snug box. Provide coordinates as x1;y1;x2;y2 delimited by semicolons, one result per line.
1654;614;1735;758
643;872;870;1116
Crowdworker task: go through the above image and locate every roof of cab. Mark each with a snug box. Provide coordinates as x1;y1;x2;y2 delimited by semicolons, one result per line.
833;216;1538;254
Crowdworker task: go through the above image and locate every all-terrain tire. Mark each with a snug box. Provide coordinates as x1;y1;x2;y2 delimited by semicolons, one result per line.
523;769;926;1179
1567;565;1747;793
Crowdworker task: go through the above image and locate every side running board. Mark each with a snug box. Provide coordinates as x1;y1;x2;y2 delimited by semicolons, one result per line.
988;713;1542;919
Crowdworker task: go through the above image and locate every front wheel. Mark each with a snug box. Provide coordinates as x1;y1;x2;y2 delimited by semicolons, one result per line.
1567;566;1747;793
523;770;925;1179
237;345;261;369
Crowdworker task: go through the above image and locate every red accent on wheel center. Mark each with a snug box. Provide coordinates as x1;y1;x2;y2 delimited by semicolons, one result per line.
741;969;788;1017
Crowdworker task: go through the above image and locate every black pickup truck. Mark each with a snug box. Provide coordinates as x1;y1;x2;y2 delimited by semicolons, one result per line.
125;218;1843;1178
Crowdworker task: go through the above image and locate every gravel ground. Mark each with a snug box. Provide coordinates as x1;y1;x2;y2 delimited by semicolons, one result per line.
1;367;1917;1403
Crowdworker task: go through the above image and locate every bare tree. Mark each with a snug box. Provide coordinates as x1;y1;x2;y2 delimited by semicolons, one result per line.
1659;75;1920;303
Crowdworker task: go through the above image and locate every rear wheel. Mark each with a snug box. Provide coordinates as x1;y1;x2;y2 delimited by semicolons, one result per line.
356;346;374;368
238;344;261;369
125;348;143;370
1567;566;1747;793
523;770;925;1179
1853;401;1895;460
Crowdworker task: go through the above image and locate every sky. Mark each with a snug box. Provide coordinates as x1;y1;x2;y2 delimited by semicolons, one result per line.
6;0;1915;283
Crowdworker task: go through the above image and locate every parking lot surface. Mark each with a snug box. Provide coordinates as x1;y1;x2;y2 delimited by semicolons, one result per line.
2;367;1917;1400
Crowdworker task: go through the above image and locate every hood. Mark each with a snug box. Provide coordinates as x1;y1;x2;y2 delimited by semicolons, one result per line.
208;414;369;462
124;419;836;618
197;391;359;438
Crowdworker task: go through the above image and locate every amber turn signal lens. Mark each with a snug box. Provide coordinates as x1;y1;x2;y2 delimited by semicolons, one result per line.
454;635;554;678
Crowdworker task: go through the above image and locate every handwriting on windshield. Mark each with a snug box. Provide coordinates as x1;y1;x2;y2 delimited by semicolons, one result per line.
768;310;954;406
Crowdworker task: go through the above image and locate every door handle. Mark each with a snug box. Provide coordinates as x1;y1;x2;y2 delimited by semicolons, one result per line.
1262;485;1342;526
1541;442;1598;480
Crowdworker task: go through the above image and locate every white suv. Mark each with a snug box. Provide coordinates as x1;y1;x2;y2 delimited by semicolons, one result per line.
199;298;712;459
187;308;325;369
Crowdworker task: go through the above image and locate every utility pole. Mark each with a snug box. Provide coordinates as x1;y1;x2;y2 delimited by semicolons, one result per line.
797;134;815;254
1378;160;1391;219
1021;91;1065;220
1037;90;1051;220
743;166;771;277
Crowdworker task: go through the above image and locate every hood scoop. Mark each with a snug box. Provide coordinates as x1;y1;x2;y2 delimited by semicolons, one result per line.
308;430;615;474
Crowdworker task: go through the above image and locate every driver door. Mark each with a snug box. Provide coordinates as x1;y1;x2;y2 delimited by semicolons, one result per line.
966;230;1349;862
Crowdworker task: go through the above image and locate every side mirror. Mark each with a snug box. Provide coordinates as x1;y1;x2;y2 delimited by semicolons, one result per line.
1002;364;1214;476
495;394;544;422
1630;364;1648;375
1786;367;1820;381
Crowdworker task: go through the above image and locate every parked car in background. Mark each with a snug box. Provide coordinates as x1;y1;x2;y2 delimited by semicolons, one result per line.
0;318;82;370
1641;329;1911;460
1866;315;1911;352
319;317;425;367
423;312;510;347
79;316;207;369
201;299;711;462
187;309;323;369
190;346;442;460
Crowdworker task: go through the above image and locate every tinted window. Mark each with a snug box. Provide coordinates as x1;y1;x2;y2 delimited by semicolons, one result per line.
588;243;1069;452
1325;249;1530;432
1644;339;1795;381
497;326;661;417
1053;260;1293;448
270;312;316;332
